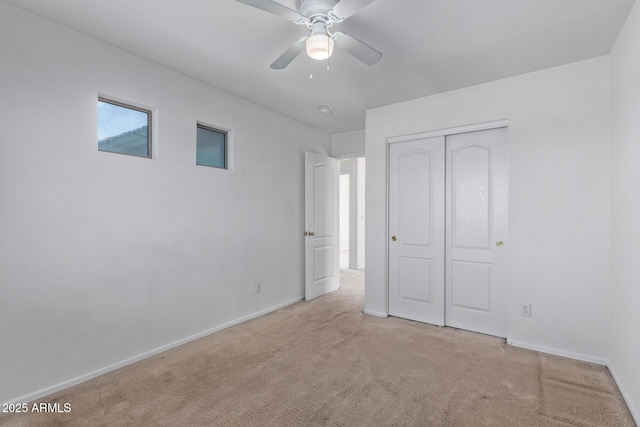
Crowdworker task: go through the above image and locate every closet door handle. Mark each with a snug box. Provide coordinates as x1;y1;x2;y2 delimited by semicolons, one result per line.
391;235;397;242
496;240;504;248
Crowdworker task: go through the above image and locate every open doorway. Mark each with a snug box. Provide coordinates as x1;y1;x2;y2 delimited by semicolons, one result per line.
339;158;365;271
340;174;351;269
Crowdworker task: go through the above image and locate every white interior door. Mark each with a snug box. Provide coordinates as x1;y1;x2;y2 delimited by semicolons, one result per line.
388;137;446;325
305;151;340;300
445;127;508;337
387;127;508;337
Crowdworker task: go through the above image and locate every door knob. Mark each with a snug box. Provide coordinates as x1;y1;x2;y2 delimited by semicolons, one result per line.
391;235;397;241
309;231;315;236
496;240;504;248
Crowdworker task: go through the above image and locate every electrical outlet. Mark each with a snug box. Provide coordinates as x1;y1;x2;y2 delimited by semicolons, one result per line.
256;282;262;293
520;303;531;317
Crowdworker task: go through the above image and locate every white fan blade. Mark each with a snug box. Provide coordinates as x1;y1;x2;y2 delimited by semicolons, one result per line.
333;32;382;65
270;37;308;69
330;0;377;20
236;0;303;22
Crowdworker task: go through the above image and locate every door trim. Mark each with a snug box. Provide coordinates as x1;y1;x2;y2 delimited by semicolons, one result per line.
385;120;510;338
387;120;510;144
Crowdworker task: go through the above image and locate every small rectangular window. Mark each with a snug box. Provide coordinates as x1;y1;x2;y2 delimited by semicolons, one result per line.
196;124;227;169
98;97;151;158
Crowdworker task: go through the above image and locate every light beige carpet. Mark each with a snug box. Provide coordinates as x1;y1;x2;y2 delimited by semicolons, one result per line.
1;270;635;426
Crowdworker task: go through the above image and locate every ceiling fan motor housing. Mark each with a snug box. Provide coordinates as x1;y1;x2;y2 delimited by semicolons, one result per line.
299;0;338;19
235;0;382;69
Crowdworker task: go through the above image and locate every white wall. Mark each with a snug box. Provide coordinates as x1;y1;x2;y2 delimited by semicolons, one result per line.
365;57;612;363
356;158;366;269
339;174;351;251
331;130;365;158
610;0;640;421
0;4;330;404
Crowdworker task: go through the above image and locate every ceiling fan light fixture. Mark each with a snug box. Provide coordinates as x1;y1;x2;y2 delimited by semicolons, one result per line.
238;0;383;70
306;22;334;60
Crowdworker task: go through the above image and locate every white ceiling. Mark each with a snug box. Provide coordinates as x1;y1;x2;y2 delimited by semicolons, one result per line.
4;0;635;134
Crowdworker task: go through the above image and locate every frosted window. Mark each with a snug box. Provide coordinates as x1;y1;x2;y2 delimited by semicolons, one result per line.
196;125;227;169
98;98;150;158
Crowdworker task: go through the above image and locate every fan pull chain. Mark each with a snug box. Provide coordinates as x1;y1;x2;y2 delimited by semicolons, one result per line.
309;58;313;79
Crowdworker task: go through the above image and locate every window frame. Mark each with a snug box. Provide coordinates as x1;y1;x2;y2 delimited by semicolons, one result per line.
98;96;152;159
196;122;228;170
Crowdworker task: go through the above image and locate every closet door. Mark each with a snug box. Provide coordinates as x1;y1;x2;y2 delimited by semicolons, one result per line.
388;137;445;325
445;127;508;337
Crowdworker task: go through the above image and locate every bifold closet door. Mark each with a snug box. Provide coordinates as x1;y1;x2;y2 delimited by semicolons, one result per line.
445;128;508;337
388;137;446;326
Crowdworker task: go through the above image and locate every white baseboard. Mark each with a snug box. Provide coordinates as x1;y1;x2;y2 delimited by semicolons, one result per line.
507;339;609;366
4;297;303;406
363;309;388;318
608;363;639;425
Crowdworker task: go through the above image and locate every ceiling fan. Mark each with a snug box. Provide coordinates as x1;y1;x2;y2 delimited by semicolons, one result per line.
236;0;383;69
